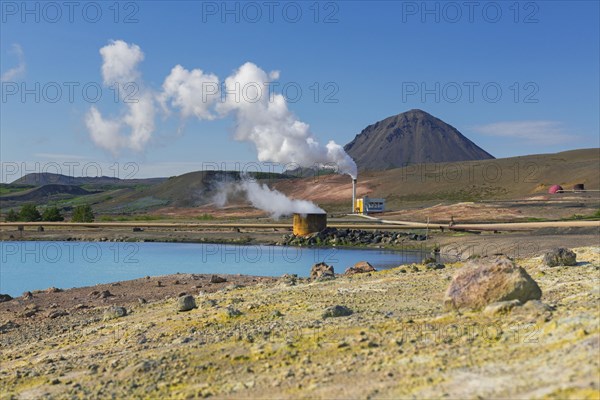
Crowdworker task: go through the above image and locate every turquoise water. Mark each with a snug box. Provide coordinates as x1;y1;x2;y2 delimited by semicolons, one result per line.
0;241;430;297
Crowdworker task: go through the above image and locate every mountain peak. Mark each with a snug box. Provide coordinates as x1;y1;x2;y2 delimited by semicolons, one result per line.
344;110;494;171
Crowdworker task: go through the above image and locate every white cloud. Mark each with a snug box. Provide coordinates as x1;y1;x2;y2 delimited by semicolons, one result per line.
85;40;155;155
85;106;127;153
1;43;26;82
99;40;144;85
473;121;576;145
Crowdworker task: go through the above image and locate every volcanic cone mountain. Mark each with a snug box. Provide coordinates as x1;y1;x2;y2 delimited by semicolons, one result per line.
344;109;494;171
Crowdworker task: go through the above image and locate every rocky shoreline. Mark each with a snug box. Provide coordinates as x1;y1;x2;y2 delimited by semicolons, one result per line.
1;247;598;398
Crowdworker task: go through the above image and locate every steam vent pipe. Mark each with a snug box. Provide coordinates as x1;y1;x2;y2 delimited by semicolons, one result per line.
293;213;327;236
352;178;357;213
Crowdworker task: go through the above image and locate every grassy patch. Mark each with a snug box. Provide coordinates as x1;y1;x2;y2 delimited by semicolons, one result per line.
195;213;215;221
0;184;35;195
562;209;600;221
99;214;163;222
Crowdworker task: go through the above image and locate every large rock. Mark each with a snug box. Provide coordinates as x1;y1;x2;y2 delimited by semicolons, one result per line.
444;256;542;310
344;261;376;275
310;262;335;280
177;295;197;312
543;248;577;267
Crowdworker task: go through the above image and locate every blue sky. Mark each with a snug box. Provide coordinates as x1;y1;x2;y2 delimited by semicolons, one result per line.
1;1;598;181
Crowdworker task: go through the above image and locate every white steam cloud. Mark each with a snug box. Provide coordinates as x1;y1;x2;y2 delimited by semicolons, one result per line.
159;65;220;120
86;40;357;179
85;40;155;155
216;62;357;178
214;179;324;219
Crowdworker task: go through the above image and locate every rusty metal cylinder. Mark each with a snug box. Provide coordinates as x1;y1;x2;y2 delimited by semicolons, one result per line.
293;213;327;235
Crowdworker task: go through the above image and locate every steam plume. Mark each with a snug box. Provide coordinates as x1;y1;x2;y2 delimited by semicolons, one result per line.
214;179;324;219
216;62;357;178
86;40;357;179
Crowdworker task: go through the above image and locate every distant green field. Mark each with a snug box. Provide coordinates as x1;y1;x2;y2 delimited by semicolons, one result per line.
0;184;34;195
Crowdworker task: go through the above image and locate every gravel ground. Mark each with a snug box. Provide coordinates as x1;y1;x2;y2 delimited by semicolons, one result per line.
0;247;598;399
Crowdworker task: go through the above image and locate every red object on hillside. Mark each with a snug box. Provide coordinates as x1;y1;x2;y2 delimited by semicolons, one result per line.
548;185;563;194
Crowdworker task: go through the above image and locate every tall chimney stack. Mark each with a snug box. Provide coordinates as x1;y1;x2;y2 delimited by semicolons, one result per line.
352;178;357;213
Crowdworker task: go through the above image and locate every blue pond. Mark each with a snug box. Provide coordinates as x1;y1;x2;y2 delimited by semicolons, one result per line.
0;241;429;297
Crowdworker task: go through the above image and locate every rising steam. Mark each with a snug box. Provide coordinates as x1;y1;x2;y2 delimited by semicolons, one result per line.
214;178;324;219
86;40;357;178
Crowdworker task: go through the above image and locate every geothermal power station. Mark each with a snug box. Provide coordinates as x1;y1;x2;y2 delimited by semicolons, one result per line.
292;178;386;235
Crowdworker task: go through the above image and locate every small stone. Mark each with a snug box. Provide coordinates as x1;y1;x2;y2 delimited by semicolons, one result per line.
177;295;197;312
0;294;13;303
210;275;227;284
89;290;113;299
46;287;62;293
344;261;377;275
280;274;298;286
103;306;127;320
426;263;446;270
322;305;353;319
0;320;19;333
310;262;335;280
543;248;577;267
47;310;69;319
224;306;242;318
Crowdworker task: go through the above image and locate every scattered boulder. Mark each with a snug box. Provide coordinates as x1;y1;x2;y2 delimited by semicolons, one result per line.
422;257;437;264
0;320;19;333
103;306;127;320
311;262;335;280
280;274;298;286
89;290;114;299
47;310;69;319
46;287;62;293
444;256;542;310
0;294;13;303
177;295;197;312
543;248;577;267
322;305;353;319
21;304;39;318
22;291;33;300
344;261;376;275
224;306;242;318
210;275;227;284
426;263;445;270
